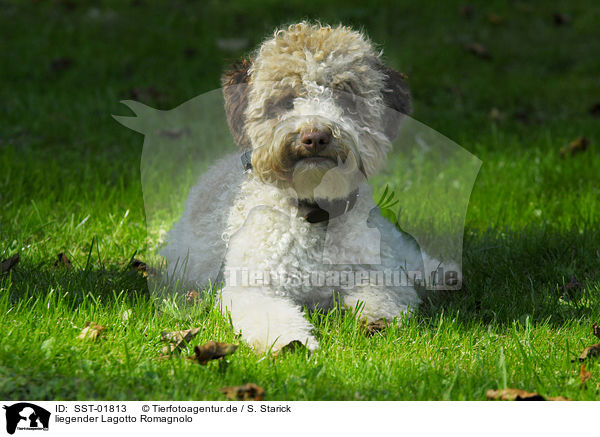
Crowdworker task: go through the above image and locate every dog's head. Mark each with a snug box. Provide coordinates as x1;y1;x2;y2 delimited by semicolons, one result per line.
222;22;411;201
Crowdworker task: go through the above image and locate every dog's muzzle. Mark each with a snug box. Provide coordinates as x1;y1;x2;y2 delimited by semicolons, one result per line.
240;149;359;223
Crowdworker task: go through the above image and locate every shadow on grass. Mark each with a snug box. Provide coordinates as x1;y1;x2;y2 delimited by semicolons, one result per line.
422;225;600;327
2;261;151;306
2;225;598;328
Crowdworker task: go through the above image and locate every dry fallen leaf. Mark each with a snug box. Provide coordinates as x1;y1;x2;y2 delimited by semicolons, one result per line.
129;258;146;271
54;252;72;268
183;47;197;59
194;341;238;365
272;340;307;359
486;388;544;401
364;319;387;337
569;136;590;155
560;136;590;157
49;57;73;72
552;12;570;26
129;258;147;277
459;4;474;19
578;343;600;362
589;103;600;117
186;290;200;304
53;0;78;10
220;383;265;401
513;109;537;125
160;327;202;357
78;322;105;341
593;322;600;340
161;327;202;343
486;13;504;25
579;364;591;387
465;42;491;59
0;254;20;275
486;388;569;401
559;275;581;297
126;86;164;104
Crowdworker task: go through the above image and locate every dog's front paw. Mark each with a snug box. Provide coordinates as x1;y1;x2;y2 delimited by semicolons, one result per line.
249;333;319;354
221;286;320;355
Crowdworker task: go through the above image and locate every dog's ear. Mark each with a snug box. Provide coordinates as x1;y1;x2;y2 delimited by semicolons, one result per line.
377;63;412;141
221;59;252;149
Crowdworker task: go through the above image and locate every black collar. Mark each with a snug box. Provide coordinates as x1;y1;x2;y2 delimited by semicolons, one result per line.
291;192;359;223
241;150;359;223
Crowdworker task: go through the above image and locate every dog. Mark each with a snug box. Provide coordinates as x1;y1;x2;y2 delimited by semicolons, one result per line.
161;22;427;353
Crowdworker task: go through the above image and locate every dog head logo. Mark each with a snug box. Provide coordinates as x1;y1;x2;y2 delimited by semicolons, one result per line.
3;403;50;435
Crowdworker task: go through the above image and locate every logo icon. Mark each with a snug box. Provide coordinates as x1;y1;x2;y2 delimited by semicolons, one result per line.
3;403;50;435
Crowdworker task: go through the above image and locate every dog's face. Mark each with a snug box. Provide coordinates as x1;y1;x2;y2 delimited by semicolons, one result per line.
222;22;411;201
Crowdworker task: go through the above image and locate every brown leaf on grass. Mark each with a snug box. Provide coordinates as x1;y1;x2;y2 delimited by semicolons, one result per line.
589;103;600;117
560;136;590;157
513;109;537;125
559;275;581;297
578;343;600;362
464;42;491;60
363;319;387;337
571;321;600;362
579;364;591;387
54;252;72;268
280;340;306;353
183;47;197;59
446;86;463;97
51;0;78;10
126;86;164;104
220;383;265;401
0;254;20;275
129;258;146;271
486;13;504;25
552;12;570;26
193;341;238;365
486;388;544;401
78;322;105;341
49;57;74;72
459;4;474;19
129;258;147;277
160;327;202;357
486;388;570;401
272;340;307;359
186;290;200;304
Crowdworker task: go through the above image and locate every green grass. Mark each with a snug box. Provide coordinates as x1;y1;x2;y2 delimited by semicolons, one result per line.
1;0;599;400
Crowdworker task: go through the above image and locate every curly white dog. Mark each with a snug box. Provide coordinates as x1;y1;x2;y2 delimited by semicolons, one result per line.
162;22;427;352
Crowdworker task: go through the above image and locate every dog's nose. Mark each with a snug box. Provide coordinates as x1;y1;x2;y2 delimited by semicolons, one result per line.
300;130;330;153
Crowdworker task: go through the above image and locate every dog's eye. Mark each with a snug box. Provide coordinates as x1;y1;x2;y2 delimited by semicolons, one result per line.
264;94;295;118
278;95;295;110
335;91;358;114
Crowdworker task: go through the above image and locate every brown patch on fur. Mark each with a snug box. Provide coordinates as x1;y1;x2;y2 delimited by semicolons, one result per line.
221;59;252;149
378;63;412;141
